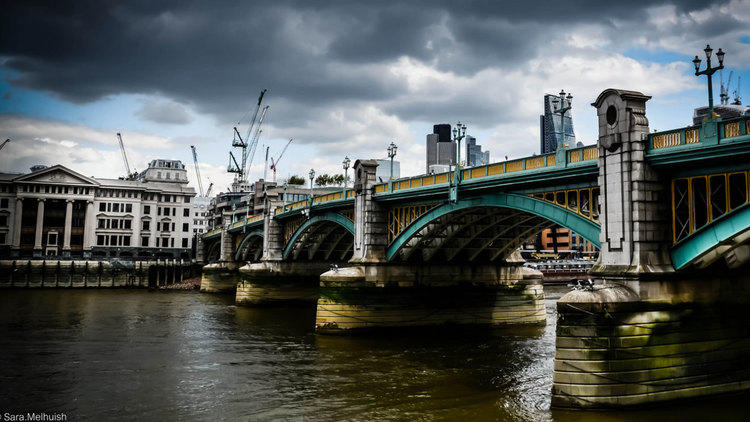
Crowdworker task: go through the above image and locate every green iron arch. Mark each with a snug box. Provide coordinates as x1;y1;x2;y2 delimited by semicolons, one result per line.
282;212;355;260
671;203;750;270
387;192;601;261
205;239;221;262
234;229;264;261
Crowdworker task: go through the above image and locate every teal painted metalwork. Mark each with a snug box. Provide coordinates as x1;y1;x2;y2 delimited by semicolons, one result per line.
671;202;750;269
234;229;264;261
282;212;355;259
386;192;601;261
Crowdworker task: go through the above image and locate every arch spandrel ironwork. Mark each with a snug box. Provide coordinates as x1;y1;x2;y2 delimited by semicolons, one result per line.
234;229;264;262
282;212;355;260
386;193;601;262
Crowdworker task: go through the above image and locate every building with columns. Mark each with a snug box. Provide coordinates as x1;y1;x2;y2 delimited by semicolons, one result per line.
0;160;196;260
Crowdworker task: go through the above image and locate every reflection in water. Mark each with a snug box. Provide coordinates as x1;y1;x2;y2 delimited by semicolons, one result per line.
0;288;746;421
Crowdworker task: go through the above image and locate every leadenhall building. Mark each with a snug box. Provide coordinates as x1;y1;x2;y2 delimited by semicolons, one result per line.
0;159;197;260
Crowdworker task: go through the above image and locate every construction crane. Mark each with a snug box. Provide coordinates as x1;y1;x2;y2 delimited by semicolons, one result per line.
190;145;205;196
228;89;267;184
732;76;742;105
245;106;269;179
269;138;293;182
0;138;10;152
116;133;136;179
720;70;733;105
205;182;214;197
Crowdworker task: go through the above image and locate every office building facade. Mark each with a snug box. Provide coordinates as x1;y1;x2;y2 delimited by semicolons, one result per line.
540;93;576;154
425;124;456;173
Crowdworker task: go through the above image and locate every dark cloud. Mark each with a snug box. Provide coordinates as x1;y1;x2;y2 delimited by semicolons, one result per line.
0;0;742;138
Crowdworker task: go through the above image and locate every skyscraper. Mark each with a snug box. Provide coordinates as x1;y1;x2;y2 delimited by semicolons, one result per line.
465;136;490;167
426;124;456;173
539;94;576;154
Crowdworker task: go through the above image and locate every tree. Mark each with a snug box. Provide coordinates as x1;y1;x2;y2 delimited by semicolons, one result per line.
332;174;345;186
287;175;305;185
315;174;331;186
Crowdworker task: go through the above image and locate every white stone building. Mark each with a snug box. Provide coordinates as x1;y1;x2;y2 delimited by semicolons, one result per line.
0;159;196;260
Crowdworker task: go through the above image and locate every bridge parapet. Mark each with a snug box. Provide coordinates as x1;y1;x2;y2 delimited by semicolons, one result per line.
649;115;749;151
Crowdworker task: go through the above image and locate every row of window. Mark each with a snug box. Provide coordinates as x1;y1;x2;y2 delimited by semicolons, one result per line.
141;237;190;248
98;234;191;248
97;189;190;203
19;185;91;195
97;218;132;230
99;202;133;213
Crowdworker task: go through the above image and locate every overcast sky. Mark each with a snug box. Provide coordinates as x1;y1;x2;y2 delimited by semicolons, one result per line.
1;0;749;193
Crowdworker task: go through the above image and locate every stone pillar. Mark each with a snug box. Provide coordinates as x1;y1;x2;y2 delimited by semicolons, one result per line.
351;159;387;263
219;215;233;262
550;89;750;409
262;201;284;261
11;198;22;253
195;237;205;263
82;200;94;258
590;88;673;275
62;199;73;257
33;198;45;257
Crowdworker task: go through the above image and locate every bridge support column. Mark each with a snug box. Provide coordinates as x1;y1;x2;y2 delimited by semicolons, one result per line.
553;89;750;408
316;260;545;333
200;216;239;293
236;202;329;306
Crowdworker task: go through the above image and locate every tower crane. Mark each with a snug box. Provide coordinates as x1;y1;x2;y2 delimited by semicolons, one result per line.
228;89;267;184
732;76;742;105
205;182;214;197
269;138;293;182
0;138;10;152
245;106;269;180
720;70;733;105
116;133;136;179
190;145;205;197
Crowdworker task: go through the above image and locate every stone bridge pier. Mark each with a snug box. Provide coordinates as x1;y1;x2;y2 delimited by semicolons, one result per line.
235;201;332;306
199;215;240;293
552;89;750;408
316;159;546;333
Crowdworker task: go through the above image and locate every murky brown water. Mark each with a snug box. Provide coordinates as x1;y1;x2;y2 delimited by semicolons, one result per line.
0;287;746;421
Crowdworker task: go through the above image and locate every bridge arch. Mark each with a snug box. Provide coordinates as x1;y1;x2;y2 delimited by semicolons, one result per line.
671;203;750;269
282;212;355;261
234;229;264;262
205;239;221;262
387;193;601;262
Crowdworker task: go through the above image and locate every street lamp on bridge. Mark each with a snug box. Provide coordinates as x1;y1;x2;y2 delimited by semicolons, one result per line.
308;168;315;208
342;156;351;192
693;44;725;118
387;141;397;191
552;90;573;148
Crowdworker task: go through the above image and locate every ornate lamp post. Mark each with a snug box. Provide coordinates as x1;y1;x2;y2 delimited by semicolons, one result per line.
387;141;397;191
693;44;725;118
552;90;573;148
342;156;351;193
308;168;315;208
283;181;288;203
449;122;467;202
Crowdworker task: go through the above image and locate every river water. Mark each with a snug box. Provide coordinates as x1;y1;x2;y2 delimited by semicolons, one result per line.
0;288;746;421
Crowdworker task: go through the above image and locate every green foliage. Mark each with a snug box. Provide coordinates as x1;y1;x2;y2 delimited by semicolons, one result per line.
286;175;305;185
314;173;346;186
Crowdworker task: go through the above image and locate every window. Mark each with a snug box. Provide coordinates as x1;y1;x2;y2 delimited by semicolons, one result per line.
172;208;177;216
144;205;150;214
97;235;105;246
166;173;171;179
183;208;190;217
98;219;106;229
182;238;188;248
0;215;7;226
141;237;149;247
161;237;169;247
113;203;120;212
171;223;175;231
142;220;150;231
157;207;161;216
182;223;189;232
157;171;162;179
170;238;175;247
123;236;130;246
125;204;132;213
0;233;6;244
99;203;106;212
124;220;131;229
0;198;8;208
